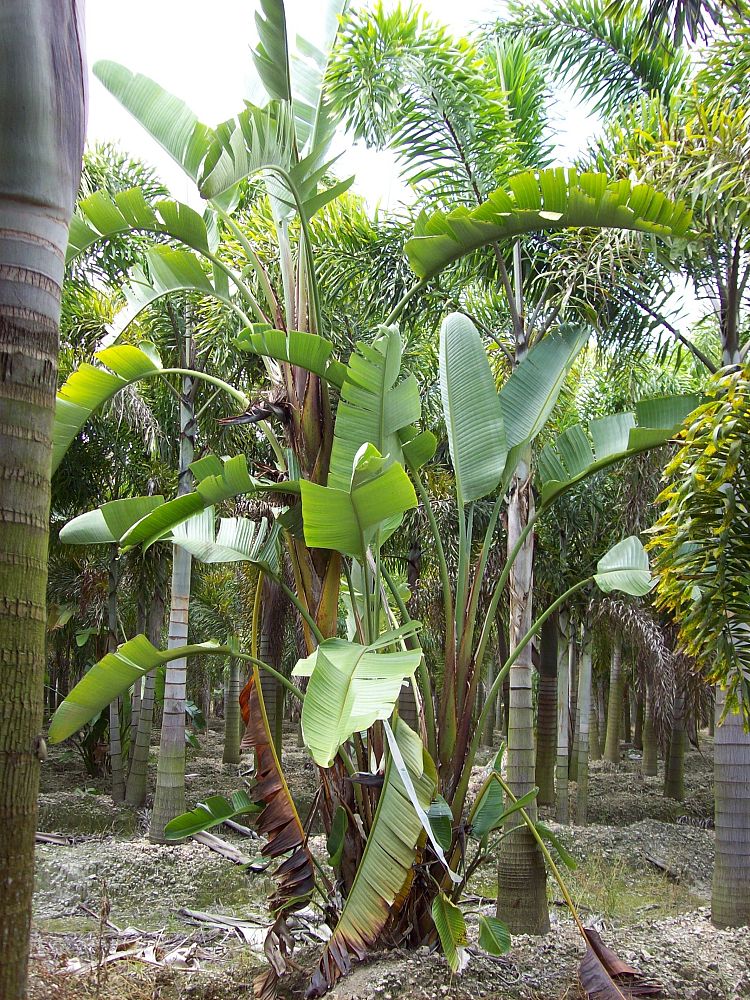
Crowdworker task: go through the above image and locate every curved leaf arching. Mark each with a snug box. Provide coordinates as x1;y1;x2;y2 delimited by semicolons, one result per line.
53;343;164;474
47;635;226;743
536;393;701;507
405;167;693;280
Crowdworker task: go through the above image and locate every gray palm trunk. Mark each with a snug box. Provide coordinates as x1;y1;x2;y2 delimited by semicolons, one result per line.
575;632;593;826
535;616;558;805
642;680;658;777
589;679;602;761
497;467;550;934
712;687;750;927
126;566;165;806
663;688;686;801
149;360;195;842
555;610;571;824
222;658;242;765
0;4;86;996
107;545;125;801
604;632;624;763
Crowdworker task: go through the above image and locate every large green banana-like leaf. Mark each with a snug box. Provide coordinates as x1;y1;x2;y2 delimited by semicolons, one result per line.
59;496;165;545
300;444;417;559
290;0;346;153
328;326;421;491
235;324;347;387
291;637;421;767
119;454;296;551
164;791;259;839
594;536;653;596
439;313;506;504
253;0;292;103
112;246;235;337
499;325;589;450
536;394;700;507
307;718;437;998
199;101;353;213
405;168;693;279
171;508;281;575
67;187;217;264
53;342;164;473
94;61;215;183
432;893;469;973
48;635;226;743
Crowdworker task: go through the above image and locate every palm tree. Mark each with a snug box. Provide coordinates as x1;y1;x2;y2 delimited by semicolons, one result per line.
0;4;86;997
650;365;750;926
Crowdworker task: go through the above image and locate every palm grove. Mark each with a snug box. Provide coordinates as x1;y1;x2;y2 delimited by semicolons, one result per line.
1;1;749;998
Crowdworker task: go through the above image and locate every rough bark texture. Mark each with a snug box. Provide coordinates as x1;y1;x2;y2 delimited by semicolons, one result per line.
555;612;570;824
150;359;195;842
575;635;592;826
222;658;242;765
126;571;165;806
634;690;644;751
604;633;624;763
496;472;549;934
107;546;125;801
712;688;750;927
642;681;658;777
535;615;557;806
0;4;86;996
589;678;601;762
664;689;686;801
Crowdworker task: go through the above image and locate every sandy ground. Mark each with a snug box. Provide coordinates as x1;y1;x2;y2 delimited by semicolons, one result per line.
29;725;750;1000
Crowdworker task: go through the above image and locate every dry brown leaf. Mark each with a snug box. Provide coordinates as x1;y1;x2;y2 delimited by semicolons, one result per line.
579;927;664;999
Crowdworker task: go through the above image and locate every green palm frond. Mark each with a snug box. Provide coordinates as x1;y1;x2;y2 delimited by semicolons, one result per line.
505;0;688;116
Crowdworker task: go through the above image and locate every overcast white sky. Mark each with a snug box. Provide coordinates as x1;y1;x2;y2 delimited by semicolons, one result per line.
85;0;600;210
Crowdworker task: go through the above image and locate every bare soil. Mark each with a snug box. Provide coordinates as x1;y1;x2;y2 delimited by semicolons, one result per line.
29;725;750;1000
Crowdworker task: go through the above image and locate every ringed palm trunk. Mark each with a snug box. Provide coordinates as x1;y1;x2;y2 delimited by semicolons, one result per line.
0;5;86;996
497;469;549;934
712;687;750;927
589;678;601;762
555;611;570;824
149;361;195;842
222;658;242;765
107;545;125;801
259;575;286;756
642;681;658;777
634;689;644;751
604;632;624;763
126;562;166;806
663;688;686;801
575;633;593;826
535;615;557;806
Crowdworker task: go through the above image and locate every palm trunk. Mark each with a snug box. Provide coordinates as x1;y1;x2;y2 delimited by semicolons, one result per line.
642;681;658;777
107;546;125;801
712;687;750;927
222;658;242;765
126;565;165;806
481;659;496;746
663;689;686;801
589;679;601;761
259;575;285;755
634;689;644;750
496;470;549;934
555;611;570;824
535;616;557;805
568;632;578;779
604;632;624;763
150;336;195;842
0;6;85;996
622;684;632;743
575;633;592;826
